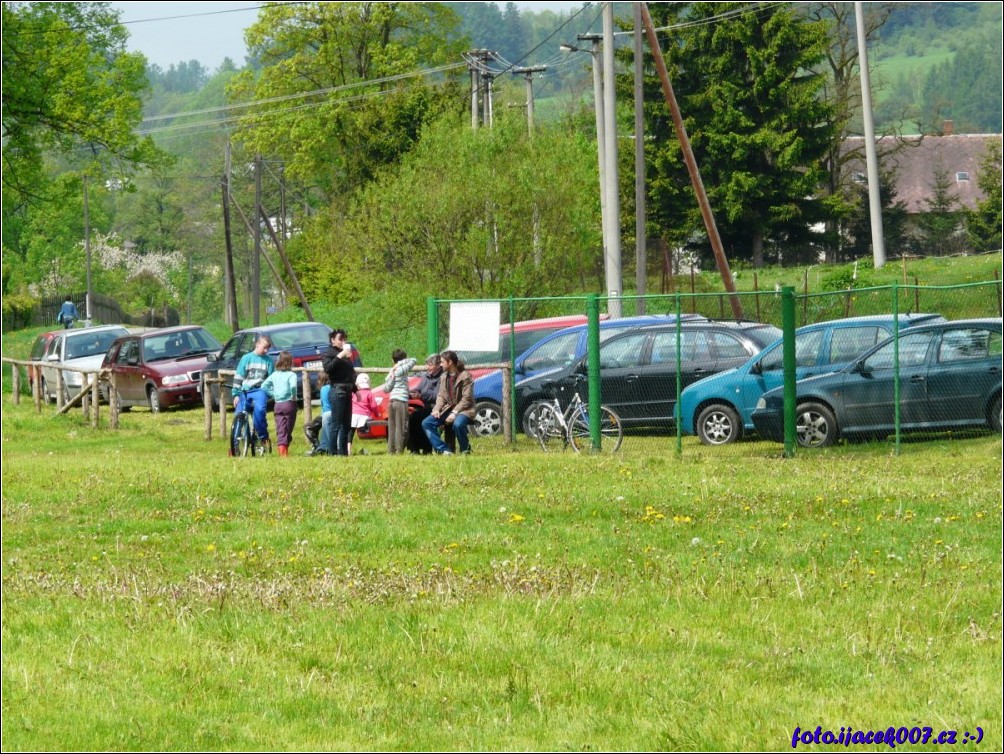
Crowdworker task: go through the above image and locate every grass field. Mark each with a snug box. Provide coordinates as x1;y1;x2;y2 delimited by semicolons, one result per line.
2;396;1000;750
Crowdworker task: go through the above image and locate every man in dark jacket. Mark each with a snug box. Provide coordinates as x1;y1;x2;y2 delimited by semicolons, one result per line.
321;329;356;456
408;353;445;454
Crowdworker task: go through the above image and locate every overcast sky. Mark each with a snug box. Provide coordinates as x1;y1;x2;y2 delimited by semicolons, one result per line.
112;1;586;71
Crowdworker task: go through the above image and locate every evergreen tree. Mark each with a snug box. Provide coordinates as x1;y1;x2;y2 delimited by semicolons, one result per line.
641;2;836;268
915;160;964;255
965;140;1003;252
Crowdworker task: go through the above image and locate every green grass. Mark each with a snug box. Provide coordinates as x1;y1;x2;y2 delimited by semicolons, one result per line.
2;398;1001;750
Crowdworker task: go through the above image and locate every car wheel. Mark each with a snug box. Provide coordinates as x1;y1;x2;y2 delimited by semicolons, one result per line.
473;401;502;436
796;402;837;448
990;393;1002;433
147;386;161;414
696;403;741;446
40;377;53;404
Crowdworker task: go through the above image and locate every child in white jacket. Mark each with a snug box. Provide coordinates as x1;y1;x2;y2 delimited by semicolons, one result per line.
383;349;416;454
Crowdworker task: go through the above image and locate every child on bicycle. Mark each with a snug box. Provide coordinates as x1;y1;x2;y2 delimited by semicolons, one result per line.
261;350;298;457
233;335;274;452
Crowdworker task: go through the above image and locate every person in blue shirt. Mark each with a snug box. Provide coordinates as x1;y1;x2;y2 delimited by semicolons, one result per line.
261;350;298;457
233;335;275;451
58;296;79;329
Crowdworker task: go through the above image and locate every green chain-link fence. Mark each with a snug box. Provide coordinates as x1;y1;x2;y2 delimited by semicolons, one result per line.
428;279;1001;456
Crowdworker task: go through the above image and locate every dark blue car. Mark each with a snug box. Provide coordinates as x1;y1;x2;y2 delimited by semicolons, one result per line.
679;313;944;445
751;319;1002;447
470;314;706;435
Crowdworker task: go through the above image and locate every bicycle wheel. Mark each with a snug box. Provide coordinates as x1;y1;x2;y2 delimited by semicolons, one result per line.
231;412;253;457
535;404;566;451
568;405;623;453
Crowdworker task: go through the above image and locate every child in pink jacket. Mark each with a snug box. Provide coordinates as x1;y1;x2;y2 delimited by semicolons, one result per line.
348;372;379;455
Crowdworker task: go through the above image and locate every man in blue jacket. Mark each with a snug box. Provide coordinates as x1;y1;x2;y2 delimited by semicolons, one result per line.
57;297;79;329
233;335;275;452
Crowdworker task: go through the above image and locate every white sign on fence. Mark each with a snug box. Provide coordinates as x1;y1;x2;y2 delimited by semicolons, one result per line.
448;302;500;352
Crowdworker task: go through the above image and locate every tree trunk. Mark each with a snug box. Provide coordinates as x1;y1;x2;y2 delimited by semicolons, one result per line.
752;230;765;269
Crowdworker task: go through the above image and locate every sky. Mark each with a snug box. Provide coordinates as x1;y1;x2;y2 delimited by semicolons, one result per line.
112;1;586;72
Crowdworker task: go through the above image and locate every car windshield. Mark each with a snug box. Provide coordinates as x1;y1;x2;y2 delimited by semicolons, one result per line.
268;324;331;350
143;329;223;362
64;330;125;360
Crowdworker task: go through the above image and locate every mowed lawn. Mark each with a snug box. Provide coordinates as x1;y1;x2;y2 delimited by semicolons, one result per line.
2;400;1001;750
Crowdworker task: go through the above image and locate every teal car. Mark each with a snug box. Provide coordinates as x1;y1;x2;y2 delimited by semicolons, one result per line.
679;314;944;445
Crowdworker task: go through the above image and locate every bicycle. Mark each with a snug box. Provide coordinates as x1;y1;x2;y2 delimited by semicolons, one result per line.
533;379;623;453
226;383;272;457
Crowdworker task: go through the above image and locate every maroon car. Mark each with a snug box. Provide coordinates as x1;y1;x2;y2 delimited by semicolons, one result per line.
101;325;223;412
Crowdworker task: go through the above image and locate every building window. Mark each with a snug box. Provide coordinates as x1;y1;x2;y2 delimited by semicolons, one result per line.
852;172;866;184
956;171;970;182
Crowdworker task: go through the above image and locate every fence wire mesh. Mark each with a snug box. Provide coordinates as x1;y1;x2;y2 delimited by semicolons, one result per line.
432;280;1001;456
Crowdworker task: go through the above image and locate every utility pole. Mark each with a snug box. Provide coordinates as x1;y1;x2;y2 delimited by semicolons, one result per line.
253;154;262;326
82;173;93;324
469;51;481;129
640;3;743;320
222;141;239;331
512;65;546;134
634;2;647;314
602;3;622;318
855;1;886;268
562;33;608;312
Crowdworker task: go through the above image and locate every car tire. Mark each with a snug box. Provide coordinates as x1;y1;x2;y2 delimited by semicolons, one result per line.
990;393;1002;433
696;403;742;446
473;401;502;437
147;386;161;414
796;402;837;448
40;378;53;404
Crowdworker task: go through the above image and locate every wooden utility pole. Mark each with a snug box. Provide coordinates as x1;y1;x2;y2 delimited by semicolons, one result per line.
640;3;743;320
222;141;239;331
253;153;262;326
259;206;315;321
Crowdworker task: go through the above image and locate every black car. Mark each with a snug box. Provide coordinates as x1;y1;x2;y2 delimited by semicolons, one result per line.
751;318;1003;447
202;321;360;408
515;320;783;432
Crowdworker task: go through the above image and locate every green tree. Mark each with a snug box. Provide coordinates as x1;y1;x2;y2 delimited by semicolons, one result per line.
843;169;909;259
915;159;964;255
1;2;160;214
228;2;468;206
641;3;836;268
965;139;1003;252
297;115;600;303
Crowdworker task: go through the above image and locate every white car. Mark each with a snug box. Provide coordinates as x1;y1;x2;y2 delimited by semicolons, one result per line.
39;325;130;403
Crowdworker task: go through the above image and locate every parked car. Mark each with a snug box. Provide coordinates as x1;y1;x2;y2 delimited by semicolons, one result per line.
358;314;597;441
679;313;945;445
27;329;60;390
751;319;1002;447
101;325;223;412
38;324;130;403
469;314;707;436
202;322;356;409
514;320;783;433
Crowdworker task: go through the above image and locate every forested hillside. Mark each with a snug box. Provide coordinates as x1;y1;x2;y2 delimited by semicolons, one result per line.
3;1;1000;336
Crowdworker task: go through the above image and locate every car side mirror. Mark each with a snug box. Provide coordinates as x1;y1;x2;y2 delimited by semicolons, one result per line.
750;360;762;375
46;353;59;362
127;356;139;366
853;361;871;376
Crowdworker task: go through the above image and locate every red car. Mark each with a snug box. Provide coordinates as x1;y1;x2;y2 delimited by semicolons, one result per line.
101;325;223;412
27;329;60;389
358;315;593;440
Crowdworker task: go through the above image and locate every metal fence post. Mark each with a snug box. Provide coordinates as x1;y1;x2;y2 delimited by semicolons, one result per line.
892;282;901;455
426;297;438;355
782;286;796;458
586;294;602;451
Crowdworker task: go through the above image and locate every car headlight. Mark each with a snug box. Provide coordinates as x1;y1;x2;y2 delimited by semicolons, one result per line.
755;397;767;409
161;374;190;386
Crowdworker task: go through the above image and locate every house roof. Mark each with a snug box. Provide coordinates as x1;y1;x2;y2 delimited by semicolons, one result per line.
842;133;1002;213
